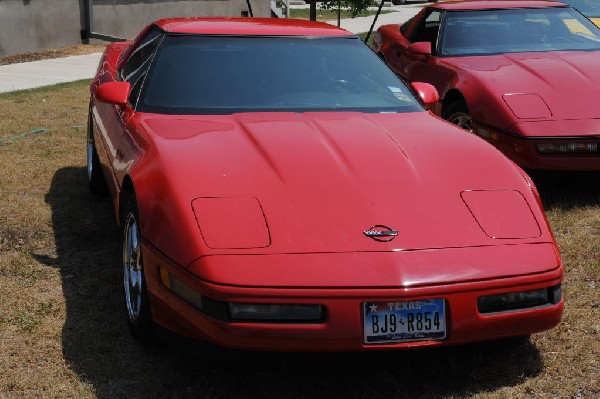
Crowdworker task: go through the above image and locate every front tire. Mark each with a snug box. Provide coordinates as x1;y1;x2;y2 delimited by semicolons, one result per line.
87;111;108;195
122;195;154;344
442;101;473;132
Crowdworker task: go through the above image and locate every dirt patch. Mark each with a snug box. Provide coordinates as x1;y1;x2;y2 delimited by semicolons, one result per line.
0;44;106;66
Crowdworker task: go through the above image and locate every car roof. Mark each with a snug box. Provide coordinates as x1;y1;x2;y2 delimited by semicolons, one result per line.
154;17;353;36
432;0;567;11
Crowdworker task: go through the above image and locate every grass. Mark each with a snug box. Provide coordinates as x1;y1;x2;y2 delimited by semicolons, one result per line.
358;31;376;45
0;80;599;398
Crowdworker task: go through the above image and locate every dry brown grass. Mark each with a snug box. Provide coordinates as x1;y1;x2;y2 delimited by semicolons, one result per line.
0;44;106;66
0;81;598;398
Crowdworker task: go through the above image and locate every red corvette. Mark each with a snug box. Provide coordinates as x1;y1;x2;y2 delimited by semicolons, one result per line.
88;17;563;351
372;0;600;171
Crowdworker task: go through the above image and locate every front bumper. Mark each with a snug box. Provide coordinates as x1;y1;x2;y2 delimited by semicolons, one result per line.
142;243;564;352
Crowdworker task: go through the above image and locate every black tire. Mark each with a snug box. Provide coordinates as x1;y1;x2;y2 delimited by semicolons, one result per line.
122;195;155;345
87;111;108;195
442;100;473;132
392;0;407;5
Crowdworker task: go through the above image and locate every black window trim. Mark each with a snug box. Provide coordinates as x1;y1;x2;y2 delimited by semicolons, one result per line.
134;33;424;116
117;27;166;110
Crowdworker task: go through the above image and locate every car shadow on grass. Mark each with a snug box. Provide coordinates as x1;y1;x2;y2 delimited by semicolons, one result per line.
531;171;600;210
45;166;544;399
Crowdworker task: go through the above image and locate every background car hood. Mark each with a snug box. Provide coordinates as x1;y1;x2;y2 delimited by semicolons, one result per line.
446;51;600;129
132;111;552;267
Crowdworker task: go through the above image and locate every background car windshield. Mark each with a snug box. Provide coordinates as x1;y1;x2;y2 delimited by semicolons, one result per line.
139;35;423;115
440;7;600;56
562;0;600;16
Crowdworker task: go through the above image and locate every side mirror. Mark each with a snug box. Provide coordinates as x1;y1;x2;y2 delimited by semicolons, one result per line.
408;41;432;57
96;82;131;106
411;82;439;105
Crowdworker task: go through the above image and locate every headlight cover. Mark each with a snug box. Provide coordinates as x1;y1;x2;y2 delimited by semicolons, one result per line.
478;284;562;314
192;197;270;249
228;303;324;322
461;190;541;239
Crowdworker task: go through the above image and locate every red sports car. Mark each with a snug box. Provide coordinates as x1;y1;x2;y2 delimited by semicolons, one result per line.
372;0;600;171
88;17;563;351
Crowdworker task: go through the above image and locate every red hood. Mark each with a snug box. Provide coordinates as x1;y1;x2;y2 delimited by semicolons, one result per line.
131;111;552;267
446;51;600;133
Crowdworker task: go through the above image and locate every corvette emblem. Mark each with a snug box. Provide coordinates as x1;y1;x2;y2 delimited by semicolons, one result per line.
363;225;399;242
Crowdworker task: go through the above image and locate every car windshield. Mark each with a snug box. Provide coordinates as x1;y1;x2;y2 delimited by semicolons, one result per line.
139;35;423;115
440;7;600;57
562;0;600;16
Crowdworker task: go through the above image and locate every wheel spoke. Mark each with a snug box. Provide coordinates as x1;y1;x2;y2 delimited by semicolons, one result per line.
86;142;94;180
123;213;143;323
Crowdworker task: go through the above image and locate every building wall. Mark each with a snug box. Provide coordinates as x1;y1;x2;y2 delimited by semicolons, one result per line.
0;0;269;56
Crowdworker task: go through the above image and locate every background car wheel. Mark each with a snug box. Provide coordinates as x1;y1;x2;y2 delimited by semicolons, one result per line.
122;195;155;344
392;0;406;5
442;101;473;132
87;111;108;195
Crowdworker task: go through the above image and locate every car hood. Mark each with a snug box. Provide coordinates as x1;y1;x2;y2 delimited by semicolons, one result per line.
446;51;600;131
132;111;552;267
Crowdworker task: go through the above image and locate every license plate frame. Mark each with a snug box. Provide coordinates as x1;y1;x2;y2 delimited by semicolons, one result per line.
363;299;446;344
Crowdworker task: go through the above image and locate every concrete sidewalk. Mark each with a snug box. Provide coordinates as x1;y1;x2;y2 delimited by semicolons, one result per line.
0;7;421;94
0;53;102;93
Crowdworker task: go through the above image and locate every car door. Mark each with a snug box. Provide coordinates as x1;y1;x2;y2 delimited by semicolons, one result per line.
382;16;419;76
394;10;455;98
92;27;163;196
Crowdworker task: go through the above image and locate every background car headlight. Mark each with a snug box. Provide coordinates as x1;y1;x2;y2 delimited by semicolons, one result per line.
537;142;598;154
478;284;561;314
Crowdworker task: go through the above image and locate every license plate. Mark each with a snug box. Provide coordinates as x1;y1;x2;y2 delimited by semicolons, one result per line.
363;299;446;344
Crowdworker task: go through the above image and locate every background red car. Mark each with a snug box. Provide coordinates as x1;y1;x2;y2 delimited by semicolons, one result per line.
372;0;600;170
88;17;563;352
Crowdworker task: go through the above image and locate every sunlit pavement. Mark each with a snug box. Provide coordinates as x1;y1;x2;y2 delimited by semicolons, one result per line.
287;2;425;33
324;6;423;33
0;53;102;93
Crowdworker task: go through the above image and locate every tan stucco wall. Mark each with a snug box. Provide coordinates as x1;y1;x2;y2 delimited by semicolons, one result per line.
0;0;269;56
